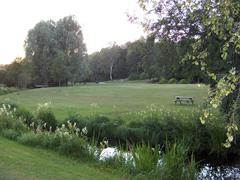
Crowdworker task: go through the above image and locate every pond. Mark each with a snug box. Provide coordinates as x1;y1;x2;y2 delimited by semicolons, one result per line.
99;147;240;179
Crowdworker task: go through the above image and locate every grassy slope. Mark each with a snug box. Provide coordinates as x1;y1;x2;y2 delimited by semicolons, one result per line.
0;136;124;180
0;83;208;120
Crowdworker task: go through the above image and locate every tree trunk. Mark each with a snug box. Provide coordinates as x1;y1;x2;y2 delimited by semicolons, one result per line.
110;65;113;81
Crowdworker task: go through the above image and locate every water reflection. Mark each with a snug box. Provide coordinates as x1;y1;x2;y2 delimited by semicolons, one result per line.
198;164;240;179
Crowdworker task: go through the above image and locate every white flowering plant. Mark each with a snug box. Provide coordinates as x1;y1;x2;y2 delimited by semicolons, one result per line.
0;103;27;132
34;102;57;131
54;120;88;140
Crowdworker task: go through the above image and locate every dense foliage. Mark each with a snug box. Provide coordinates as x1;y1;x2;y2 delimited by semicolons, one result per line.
0;17;217;87
136;0;240;147
0;102;237;179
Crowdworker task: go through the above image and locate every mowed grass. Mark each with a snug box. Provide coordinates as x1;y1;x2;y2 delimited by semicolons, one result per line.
0;83;208;120
0;136;125;180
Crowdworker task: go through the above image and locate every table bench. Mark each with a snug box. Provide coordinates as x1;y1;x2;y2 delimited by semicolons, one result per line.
34;85;48;88
174;96;194;105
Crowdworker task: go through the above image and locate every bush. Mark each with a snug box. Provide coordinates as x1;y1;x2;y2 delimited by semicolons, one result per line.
150;77;159;83
58;136;87;158
0;103;27;132
158;77;168;84
87;116;120;140
18;132;43;146
168;78;177;84
128;73;140;80
15;108;34;126
63;114;88;129
35;103;57;131
0;102;18;110
1;129;21;140
0;87;18;96
139;72;149;80
178;79;188;84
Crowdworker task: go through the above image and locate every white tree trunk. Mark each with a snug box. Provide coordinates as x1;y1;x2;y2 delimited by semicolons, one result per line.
109;65;113;81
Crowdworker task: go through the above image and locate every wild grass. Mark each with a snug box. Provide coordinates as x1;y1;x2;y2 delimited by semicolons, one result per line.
133;143;160;173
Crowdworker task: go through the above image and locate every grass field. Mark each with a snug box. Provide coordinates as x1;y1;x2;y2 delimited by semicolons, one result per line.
0;82;208;120
0;136;125;180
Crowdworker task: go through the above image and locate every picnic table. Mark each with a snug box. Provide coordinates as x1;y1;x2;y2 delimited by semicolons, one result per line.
34;84;48;88
174;96;194;105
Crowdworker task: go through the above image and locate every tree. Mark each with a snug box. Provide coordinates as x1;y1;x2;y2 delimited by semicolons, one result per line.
126;39;146;75
103;43;122;81
55;16;87;84
4;58;32;88
136;0;240;147
25;20;56;85
50;51;68;86
88;44;126;81
24;15;87;86
0;66;6;85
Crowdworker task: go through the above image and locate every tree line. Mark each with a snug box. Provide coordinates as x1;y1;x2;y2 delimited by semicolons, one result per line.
0;12;236;88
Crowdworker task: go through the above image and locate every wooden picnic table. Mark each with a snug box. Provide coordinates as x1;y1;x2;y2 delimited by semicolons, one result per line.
174;96;194;105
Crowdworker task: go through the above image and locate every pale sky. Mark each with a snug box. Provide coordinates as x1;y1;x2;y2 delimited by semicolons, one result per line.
0;0;144;64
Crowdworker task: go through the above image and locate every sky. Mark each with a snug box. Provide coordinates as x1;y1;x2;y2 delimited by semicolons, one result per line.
0;0;144;64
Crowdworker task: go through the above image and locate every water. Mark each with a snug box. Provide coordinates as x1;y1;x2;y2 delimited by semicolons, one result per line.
99;147;240;179
198;164;240;179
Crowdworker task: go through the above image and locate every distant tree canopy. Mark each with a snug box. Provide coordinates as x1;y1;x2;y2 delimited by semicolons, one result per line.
88;37;208;83
3;5;238;88
24;15;87;86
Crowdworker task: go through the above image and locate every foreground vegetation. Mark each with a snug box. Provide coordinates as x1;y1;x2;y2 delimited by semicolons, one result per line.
0;102;199;179
0;95;239;179
0;136;123;180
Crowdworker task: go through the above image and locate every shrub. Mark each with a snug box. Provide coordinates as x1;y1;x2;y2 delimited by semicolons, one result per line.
63;114;88;129
16;108;34;126
128;73;140;80
139;72;149;80
150;77;159;83
41;133;61;149
87;116;118;140
1;129;21;140
0;87;18;96
18;132;43;146
158;77;168;84
0;103;27;132
178;79;188;84
58;136;87;158
35;103;57;131
168;78;177;84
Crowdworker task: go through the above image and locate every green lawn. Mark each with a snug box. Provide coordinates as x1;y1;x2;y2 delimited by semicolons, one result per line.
0;136;125;180
0;83;208;120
